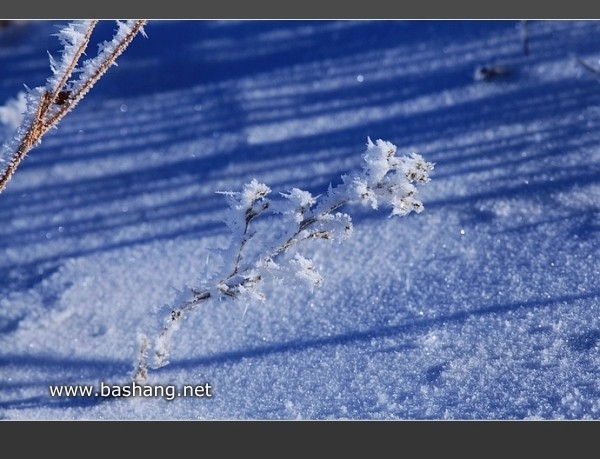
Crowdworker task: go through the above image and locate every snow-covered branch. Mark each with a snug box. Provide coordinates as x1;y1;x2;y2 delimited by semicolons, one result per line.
133;138;434;383
0;20;147;194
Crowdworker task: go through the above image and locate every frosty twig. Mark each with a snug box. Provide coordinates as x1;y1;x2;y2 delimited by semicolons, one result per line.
0;20;147;194
133;138;434;383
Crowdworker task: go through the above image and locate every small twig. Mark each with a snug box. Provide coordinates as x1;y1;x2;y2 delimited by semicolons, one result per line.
148;288;212;371
269;200;347;259
46;20;147;129
474;65;510;82
132;335;150;384
47;20;98;114
133;138;434;382
575;55;600;79
0;20;147;195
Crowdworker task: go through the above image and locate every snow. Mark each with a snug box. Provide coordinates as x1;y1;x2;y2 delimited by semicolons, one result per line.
1;19;600;419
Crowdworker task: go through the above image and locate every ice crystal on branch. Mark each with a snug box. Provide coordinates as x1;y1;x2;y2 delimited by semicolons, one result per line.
345;137;432;216
0;20;147;194
292;253;324;288
134;138;434;383
279;188;317;223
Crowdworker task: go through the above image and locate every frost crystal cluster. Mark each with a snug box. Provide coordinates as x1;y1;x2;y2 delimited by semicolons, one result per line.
134;138;434;382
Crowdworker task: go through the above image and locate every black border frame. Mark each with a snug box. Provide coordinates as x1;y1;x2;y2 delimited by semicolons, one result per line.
2;2;599;452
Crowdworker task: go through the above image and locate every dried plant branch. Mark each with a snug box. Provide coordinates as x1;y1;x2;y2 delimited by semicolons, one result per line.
0;19;147;194
46;20;147;128
575;54;600;79
47;20;98;112
132;138;434;383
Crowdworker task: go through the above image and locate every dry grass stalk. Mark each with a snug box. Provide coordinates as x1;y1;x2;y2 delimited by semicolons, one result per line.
0;20;147;194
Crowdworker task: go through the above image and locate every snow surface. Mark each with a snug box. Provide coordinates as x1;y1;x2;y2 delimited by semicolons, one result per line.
1;19;600;420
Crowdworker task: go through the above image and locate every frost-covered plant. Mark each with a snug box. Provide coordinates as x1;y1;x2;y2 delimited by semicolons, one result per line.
133;138;434;383
0;19;147;194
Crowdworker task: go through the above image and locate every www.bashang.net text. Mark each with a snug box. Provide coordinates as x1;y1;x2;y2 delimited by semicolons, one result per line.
49;381;213;401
